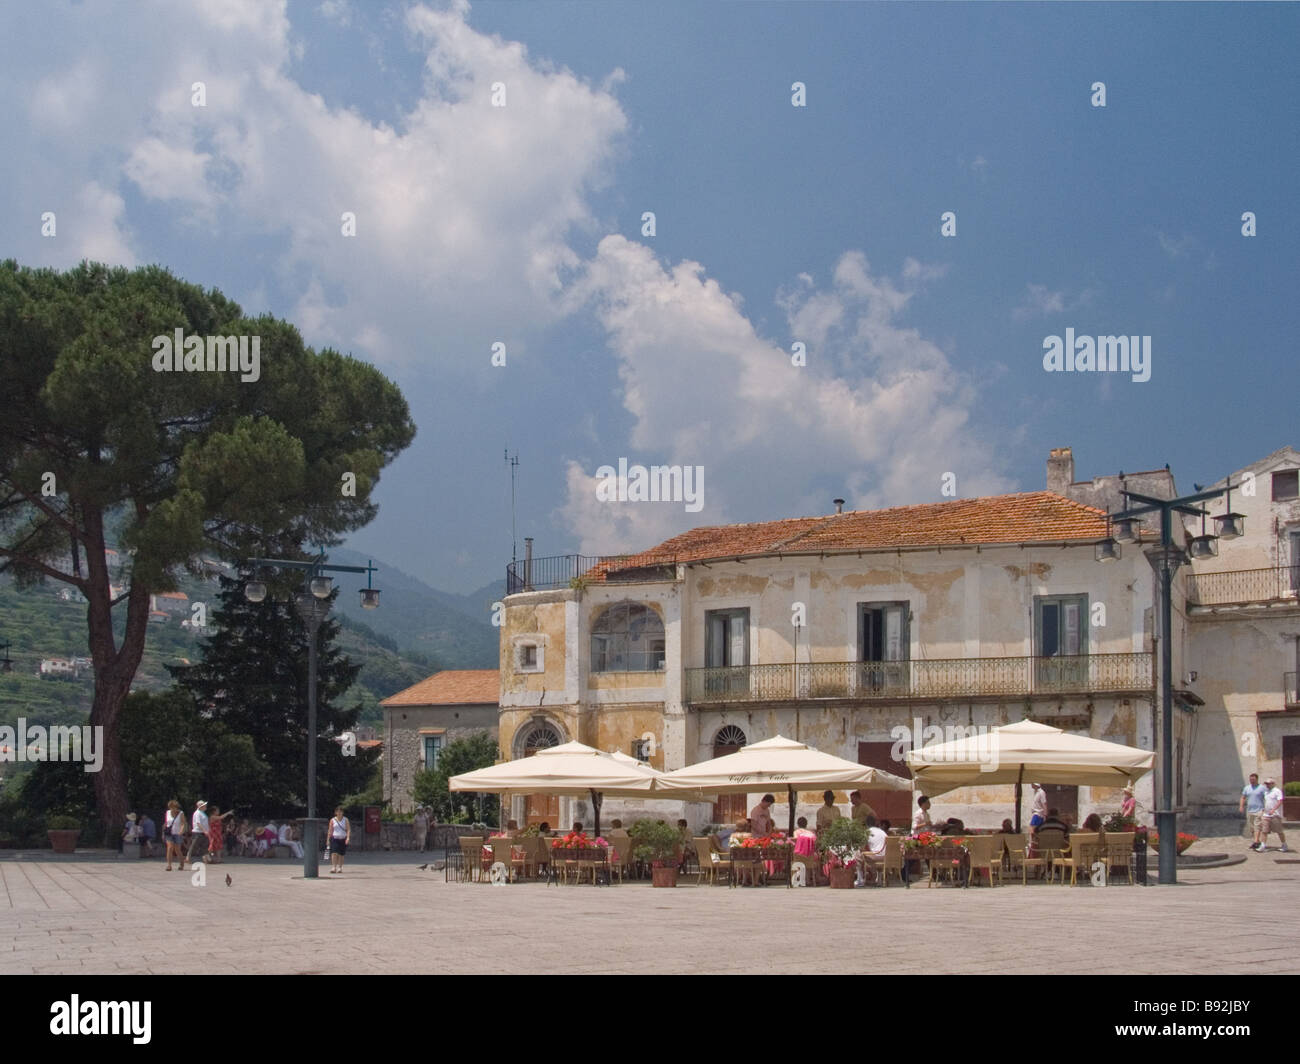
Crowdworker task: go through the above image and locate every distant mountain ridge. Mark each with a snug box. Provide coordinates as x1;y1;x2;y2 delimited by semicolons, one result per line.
330;547;501;669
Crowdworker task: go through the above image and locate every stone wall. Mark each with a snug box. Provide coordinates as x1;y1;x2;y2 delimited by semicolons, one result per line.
359;822;485;852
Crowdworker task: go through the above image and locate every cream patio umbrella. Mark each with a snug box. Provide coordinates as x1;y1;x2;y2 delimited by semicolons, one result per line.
449;740;665;838
903;718;1155;831
655;735;911;836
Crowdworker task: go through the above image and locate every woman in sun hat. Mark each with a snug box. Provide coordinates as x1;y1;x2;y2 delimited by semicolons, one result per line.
1120;784;1136;820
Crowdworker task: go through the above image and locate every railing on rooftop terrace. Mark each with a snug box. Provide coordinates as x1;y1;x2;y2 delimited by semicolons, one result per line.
1185;565;1300;606
685;653;1153;704
505;553;678;594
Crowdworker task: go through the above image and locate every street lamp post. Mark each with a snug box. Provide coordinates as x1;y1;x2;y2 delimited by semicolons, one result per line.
1105;485;1241;886
243;553;379;879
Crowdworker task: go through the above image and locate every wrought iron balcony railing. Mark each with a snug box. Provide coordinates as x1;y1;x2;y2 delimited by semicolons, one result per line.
685;653;1154;704
1185;566;1300;607
1286;671;1298;709
506;553;678;594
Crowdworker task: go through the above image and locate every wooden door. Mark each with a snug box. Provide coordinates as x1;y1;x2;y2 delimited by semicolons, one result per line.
1042;784;1078;823
858;741;913;826
711;742;747;824
1283;735;1300;787
522;746;560;827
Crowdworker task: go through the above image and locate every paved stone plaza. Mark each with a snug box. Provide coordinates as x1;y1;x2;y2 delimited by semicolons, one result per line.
1;843;1296;975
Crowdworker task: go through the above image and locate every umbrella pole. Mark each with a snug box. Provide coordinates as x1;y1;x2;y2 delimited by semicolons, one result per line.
788;785;796;836
1014;764;1024;834
591;788;602;839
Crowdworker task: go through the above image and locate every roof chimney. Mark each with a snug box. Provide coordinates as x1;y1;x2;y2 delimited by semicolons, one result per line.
1047;447;1074;495
833;498;845;514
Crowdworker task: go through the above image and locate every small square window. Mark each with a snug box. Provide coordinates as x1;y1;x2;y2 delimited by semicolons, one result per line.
516;642;542;673
1272;470;1299;501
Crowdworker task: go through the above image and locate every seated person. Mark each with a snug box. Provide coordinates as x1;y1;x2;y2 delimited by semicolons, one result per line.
1037;808;1071;838
279;820;304;858
728;819;752;848
1081;813;1103;833
504;819;520;838
792;816;817;855
940;817;966;836
864;814;887;857
256;822;278;856
537;822;551;836
999;818;1016;834
878;819;893;835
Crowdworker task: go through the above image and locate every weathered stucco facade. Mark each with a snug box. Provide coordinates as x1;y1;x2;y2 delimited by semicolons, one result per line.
497;446;1299;832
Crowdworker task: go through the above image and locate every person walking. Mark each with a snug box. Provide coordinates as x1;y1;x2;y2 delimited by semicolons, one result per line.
1029;782;1048;829
163;800;186;870
412;807;429;852
328;806;351;873
186;800;210;866
1241;773;1268;851
1258;777;1289;853
138;813;156;859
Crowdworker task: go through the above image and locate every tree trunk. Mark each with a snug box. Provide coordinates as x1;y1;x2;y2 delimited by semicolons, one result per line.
83;511;151;844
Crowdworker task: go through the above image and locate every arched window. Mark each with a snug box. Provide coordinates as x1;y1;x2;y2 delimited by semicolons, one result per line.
516;720;563;758
714;724;747;752
590;602;665;672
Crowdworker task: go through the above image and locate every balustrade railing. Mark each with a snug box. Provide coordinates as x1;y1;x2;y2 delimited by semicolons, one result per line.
685;653;1153;704
1185;566;1300;606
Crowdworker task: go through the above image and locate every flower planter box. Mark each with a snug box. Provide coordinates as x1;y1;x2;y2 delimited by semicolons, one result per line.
650;864;678;888
828;866;856;889
47;829;80;854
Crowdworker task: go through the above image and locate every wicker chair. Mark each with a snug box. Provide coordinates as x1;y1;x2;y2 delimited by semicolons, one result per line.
1052;832;1101;885
693;838;728;885
730;847;765;887
1014;828;1066;884
966;835;1001;886
1101;832;1136;885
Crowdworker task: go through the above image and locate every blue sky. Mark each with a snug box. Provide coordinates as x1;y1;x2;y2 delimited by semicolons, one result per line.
3;1;1296;595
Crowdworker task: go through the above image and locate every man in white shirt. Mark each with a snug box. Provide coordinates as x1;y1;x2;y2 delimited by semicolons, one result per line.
1029;783;1048;829
1259;777;1289;853
187;800;210;865
912;795;934;833
279;820;304;858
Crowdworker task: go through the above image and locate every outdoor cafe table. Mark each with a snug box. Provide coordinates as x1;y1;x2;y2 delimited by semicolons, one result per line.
902;843;970;887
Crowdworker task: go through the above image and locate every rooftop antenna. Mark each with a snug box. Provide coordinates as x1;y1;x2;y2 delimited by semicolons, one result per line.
505;448;520;566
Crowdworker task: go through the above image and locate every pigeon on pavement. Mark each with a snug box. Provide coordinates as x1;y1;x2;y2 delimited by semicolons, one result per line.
225;874;232;887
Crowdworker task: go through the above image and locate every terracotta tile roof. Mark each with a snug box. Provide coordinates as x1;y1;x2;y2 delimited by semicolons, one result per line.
593;492;1108;575
380;669;499;707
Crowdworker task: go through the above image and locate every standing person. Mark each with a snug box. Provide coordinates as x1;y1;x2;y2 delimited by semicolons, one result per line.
1120;784;1137;821
120;813;139;856
328;806;351;873
815;790;841;833
849;790;876;824
748;794;776;837
412;807;429;852
186;800;210;866
1258;777;1290;853
912;794;934;833
1029;783;1048;829
163;800;186;871
1241;773;1267;851
138;813;156;858
207;807;233;864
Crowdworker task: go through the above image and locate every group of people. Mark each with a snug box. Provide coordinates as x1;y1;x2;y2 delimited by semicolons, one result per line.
129;800;353;871
1240;773;1289;853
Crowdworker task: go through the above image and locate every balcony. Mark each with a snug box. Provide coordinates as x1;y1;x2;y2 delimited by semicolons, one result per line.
505;553;678;595
1287;672;1298;709
685;653;1153;705
1185;566;1300;607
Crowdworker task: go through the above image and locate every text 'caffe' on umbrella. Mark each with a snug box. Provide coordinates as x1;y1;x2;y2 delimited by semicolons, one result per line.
655;734;910;835
903;718;1154;832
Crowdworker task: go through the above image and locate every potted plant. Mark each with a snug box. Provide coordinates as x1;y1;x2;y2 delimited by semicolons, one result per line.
818;817;869;888
1143;828;1198;855
1284;782;1300;821
46;815;82;854
630;819;682;887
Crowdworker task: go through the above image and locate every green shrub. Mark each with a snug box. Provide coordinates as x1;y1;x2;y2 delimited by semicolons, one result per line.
629;818;681;864
1283;782;1300;797
46;814;82;831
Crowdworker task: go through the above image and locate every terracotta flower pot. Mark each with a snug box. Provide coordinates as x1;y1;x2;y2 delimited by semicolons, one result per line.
651;864;678;888
828;866;856;889
47;829;80;854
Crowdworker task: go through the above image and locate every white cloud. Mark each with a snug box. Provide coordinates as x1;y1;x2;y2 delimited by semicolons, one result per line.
1012;283;1066;320
558;237;1013;553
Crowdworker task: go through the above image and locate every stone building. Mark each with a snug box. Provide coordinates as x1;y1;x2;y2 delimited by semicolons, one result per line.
381;669;498;812
499;445;1300;832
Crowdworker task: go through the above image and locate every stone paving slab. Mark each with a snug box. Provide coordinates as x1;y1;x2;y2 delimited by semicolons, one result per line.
0;847;1295;975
